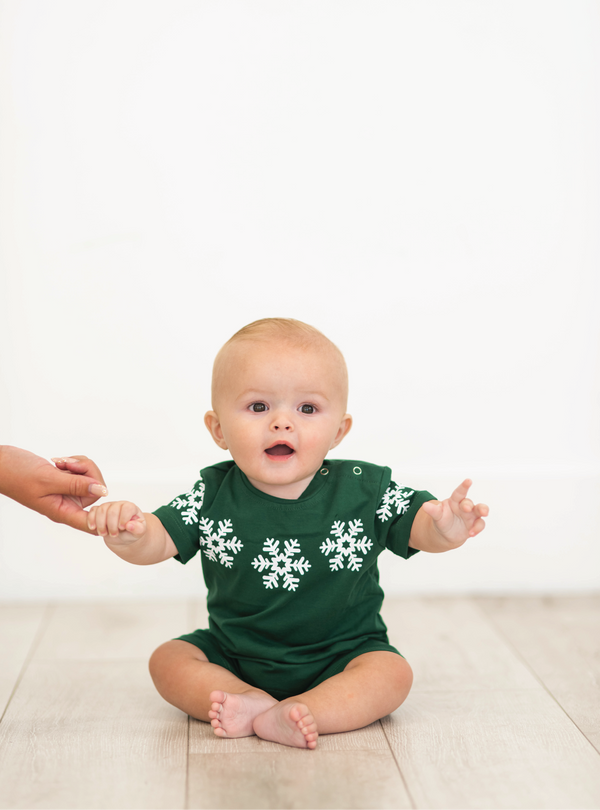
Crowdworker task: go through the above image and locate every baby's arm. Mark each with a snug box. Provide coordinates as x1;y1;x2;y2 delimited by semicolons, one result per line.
409;479;488;553
87;501;177;565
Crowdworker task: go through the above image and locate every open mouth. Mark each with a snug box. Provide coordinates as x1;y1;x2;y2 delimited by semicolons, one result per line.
265;443;295;457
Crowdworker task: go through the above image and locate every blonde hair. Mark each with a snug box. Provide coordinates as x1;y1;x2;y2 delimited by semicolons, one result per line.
227;317;331;346
212;317;348;405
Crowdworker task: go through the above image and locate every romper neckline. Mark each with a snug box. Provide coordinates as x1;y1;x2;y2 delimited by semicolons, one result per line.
237;461;330;505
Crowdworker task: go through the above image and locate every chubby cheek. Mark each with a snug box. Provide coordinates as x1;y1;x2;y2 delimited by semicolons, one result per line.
227;424;262;460
304;428;338;458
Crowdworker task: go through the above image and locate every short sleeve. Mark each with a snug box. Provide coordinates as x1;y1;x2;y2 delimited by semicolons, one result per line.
152;476;206;564
374;480;436;559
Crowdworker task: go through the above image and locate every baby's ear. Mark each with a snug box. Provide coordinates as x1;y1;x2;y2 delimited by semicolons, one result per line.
204;411;228;450
331;413;353;449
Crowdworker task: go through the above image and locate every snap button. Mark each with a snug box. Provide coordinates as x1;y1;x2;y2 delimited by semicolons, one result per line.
320;467;329;475
353;466;362;475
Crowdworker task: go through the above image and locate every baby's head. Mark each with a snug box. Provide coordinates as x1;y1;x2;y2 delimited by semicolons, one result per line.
205;318;352;499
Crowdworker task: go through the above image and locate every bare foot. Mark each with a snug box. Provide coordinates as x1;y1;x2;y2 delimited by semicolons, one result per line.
253;701;319;749
208;690;277;738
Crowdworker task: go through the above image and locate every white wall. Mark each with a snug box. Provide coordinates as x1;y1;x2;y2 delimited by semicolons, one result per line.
1;0;599;599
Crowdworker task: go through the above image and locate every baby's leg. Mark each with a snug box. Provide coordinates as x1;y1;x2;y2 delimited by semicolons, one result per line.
252;651;412;748
149;640;276;737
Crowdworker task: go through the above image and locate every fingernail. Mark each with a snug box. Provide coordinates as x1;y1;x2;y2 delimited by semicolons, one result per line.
51;457;66;464
89;484;108;497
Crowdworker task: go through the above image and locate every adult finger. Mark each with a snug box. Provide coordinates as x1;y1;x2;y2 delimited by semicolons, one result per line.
52;456;107;488
60;505;97;534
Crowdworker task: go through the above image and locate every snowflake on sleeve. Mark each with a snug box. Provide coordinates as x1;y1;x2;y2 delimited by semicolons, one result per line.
252;539;311;591
169;477;206;525
198;518;243;568
320;519;373;572
376;484;415;522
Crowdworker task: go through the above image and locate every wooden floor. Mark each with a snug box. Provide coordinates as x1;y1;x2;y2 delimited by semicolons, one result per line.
0;596;599;809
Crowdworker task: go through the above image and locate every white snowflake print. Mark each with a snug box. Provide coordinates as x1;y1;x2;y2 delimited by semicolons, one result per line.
320;519;373;572
169;477;206;525
252;539;311;591
198;518;243;568
376;484;414;522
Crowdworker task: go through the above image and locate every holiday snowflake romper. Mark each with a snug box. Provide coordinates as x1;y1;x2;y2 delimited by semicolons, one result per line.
153;459;435;701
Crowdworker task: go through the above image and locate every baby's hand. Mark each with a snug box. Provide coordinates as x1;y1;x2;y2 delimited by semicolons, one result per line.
421;480;488;549
87;500;147;544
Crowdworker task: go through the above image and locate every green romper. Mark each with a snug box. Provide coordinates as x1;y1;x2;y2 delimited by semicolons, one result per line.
153;459;435;701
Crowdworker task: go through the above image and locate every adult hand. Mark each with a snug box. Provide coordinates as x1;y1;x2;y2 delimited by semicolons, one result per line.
0;446;107;533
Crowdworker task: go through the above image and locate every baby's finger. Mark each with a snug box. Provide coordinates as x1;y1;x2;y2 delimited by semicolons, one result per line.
124;516;146;537
469;518;486;537
459;498;474;514
106;503;123;538
118;502;137;529
93;506;109;536
474;503;489;518
87;506;98;533
450;479;472;504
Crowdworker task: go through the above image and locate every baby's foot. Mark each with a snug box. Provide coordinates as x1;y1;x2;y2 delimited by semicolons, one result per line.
253;702;319;749
208;690;277;738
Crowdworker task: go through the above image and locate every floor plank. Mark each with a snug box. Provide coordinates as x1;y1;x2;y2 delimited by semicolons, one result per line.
0;604;47;717
476;595;600;752
383;689;600;809
188;718;411;809
381;596;539;690
0;660;188;810
33;601;192;661
188;749;409;810
475;596;600;690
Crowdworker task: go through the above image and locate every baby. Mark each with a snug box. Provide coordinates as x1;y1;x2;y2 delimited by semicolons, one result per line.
87;318;488;750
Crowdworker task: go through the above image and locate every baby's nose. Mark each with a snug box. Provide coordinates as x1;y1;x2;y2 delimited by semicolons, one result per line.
272;412;293;430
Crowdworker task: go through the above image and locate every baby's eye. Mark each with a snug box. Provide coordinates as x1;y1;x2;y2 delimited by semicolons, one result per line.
300;404;316;414
249;402;268;413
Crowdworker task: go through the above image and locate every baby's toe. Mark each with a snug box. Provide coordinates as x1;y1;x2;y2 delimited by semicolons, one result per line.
290;704;310;723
